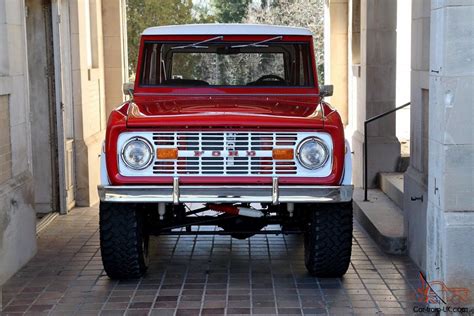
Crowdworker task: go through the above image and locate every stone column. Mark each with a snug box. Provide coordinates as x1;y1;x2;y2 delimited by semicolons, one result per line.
325;0;349;125
102;0;128;116
425;1;474;298
404;0;430;272
69;0;107;206
351;0;400;188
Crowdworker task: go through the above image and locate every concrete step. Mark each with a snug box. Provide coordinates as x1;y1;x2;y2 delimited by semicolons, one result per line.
353;188;406;254
397;155;410;172
379;172;404;209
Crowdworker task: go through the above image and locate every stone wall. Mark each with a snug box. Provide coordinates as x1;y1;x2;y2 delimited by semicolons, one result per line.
325;0;349;125
426;0;474;296
70;0;128;206
351;0;400;188
102;0;128;116
69;0;104;206
0;96;12;184
404;1;474;297
404;0;431;272
0;0;128;285
0;0;37;285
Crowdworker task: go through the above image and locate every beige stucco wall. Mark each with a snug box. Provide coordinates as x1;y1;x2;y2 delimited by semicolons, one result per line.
0;0;37;285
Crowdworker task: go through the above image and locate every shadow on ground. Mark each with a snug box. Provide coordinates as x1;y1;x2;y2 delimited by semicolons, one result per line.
1;206;421;315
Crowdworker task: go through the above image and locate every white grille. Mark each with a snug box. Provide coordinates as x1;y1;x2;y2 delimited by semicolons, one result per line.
117;131;333;178
153;132;298;176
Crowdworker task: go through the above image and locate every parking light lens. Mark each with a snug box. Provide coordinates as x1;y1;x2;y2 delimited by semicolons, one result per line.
272;148;294;160
157;148;178;159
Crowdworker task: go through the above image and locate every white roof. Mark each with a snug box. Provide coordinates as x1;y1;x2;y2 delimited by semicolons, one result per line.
142;24;313;36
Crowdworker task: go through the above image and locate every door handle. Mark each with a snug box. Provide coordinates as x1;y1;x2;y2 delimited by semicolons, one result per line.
411;195;423;202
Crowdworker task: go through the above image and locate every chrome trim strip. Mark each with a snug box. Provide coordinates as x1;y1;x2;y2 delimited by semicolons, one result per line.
272;177;279;205
98;184;353;204
173;177;180;204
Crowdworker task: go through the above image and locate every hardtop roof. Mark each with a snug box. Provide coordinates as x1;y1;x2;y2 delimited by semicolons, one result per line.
142;23;313;37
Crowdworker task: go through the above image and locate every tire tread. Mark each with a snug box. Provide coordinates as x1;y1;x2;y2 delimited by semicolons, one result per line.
304;202;353;277
99;202;147;279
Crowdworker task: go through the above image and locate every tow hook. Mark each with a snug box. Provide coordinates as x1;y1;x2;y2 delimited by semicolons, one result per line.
207;204;264;218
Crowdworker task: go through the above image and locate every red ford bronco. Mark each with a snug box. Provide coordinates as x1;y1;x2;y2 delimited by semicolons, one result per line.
98;24;353;279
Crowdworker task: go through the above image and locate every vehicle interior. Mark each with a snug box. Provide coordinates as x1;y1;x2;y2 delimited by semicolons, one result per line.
139;39;315;87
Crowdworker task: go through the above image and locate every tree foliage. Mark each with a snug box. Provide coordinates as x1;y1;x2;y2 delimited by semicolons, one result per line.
127;0;196;75
246;0;325;82
126;0;325;83
212;0;251;23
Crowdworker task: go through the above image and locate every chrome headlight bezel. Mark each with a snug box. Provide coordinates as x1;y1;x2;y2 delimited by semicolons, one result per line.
121;136;154;170
296;137;330;170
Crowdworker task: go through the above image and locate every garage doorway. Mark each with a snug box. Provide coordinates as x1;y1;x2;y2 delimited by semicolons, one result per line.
25;0;60;215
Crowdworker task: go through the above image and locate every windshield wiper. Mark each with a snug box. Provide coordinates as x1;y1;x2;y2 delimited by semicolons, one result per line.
171;36;224;50
230;36;283;49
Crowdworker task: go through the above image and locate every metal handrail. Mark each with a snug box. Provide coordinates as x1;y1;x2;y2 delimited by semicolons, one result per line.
364;102;411;201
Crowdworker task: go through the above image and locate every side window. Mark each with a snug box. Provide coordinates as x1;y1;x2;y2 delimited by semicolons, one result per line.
299;45;309;85
140;43;162;85
289;45;313;87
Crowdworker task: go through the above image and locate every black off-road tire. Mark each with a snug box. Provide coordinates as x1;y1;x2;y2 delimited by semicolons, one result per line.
304;202;353;277
100;202;149;279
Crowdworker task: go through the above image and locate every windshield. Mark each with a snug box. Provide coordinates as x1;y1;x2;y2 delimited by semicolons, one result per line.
139;40;315;87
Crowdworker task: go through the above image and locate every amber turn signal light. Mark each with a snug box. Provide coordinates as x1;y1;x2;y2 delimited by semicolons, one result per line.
272;148;294;160
156;148;178;159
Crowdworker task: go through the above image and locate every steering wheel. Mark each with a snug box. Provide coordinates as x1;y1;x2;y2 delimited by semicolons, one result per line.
255;74;286;83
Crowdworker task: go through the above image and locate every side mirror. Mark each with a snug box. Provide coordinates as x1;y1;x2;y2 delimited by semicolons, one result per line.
320;85;334;97
123;82;134;96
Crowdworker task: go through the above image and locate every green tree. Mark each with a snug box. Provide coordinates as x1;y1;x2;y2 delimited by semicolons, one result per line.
193;1;216;24
212;0;251;23
246;0;325;83
127;0;195;75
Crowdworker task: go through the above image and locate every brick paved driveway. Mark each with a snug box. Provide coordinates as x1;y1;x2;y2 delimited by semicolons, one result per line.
1;206;421;315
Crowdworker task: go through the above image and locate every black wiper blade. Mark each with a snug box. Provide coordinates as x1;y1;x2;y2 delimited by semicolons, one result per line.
230;36;283;49
171;36;224;50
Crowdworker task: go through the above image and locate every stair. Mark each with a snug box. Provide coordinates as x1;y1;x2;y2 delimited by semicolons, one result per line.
353;171;407;254
353;188;406;254
379;172;404;210
352;137;409;254
397;155;410;173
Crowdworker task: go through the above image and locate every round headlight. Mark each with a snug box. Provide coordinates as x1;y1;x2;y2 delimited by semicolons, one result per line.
296;137;329;169
121;137;153;170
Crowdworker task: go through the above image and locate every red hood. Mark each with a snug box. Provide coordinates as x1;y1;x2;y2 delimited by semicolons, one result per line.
126;95;326;128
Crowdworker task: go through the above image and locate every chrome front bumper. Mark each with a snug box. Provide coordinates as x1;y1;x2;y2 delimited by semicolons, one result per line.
98;178;353;204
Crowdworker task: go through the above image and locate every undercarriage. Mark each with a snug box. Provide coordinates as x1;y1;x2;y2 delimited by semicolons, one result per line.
99;201;353;280
144;202;304;238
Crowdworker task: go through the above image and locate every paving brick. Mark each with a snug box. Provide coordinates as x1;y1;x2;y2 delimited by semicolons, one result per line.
1;206;423;316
